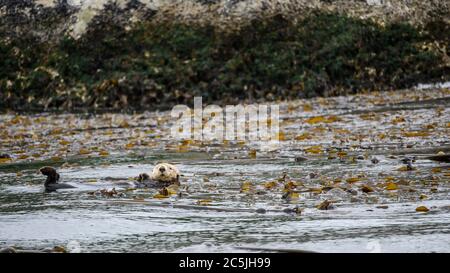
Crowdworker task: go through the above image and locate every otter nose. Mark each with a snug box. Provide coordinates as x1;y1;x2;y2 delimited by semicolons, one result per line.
159;166;166;173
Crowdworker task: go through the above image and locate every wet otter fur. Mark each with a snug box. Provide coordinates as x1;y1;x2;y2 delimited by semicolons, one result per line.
40;166;76;192
136;163;180;188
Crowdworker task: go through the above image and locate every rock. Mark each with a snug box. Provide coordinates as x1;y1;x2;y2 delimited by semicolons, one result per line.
371;157;380;164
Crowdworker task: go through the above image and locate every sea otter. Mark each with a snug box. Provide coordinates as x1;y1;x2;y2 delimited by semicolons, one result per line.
136;163;180;188
39;163;180;191
39;166;76;192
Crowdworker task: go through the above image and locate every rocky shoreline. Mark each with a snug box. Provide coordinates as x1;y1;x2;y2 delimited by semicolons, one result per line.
2;1;449;38
1;1;449;111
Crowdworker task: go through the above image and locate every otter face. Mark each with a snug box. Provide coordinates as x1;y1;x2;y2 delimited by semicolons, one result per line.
40;166;60;184
151;163;180;183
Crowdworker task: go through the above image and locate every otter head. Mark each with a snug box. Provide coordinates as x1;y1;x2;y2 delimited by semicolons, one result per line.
40;166;60;185
151;163;180;183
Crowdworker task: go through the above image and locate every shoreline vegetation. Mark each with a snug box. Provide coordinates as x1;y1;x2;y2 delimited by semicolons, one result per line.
0;0;449;112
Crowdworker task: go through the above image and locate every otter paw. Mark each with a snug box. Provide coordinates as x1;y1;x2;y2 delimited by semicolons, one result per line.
137;173;150;182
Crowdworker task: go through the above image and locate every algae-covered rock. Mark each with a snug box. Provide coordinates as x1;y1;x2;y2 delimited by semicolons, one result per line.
0;0;449;111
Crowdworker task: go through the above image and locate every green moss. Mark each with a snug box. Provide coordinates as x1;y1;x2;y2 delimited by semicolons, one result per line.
0;12;449;111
